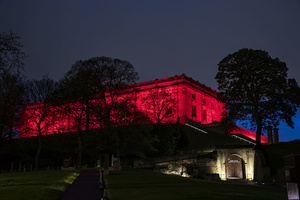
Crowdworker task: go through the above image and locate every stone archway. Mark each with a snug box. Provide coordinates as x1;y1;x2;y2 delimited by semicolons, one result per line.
225;154;245;179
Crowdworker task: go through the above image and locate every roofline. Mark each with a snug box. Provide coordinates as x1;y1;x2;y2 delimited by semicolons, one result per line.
23;74;221;109
135;74;218;97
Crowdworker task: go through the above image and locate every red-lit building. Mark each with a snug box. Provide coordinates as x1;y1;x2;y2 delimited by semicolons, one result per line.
135;74;225;124
19;74;268;143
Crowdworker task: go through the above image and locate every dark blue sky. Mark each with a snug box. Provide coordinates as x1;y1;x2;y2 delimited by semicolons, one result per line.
1;0;299;141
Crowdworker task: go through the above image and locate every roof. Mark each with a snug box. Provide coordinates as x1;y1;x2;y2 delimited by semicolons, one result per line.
135;74;218;98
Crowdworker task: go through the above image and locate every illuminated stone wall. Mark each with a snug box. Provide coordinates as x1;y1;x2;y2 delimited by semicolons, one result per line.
217;147;255;180
133;146;269;182
133;153;218;178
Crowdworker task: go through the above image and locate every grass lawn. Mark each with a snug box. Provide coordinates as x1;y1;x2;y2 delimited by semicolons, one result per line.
0;170;79;200
106;168;287;200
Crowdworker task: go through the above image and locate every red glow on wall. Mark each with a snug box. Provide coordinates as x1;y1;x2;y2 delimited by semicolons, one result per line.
230;126;268;143
19;74;267;143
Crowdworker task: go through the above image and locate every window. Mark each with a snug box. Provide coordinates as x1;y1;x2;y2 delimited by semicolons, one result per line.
202;110;207;121
192;105;197;117
202;98;206;104
166;108;172;115
192;93;196;99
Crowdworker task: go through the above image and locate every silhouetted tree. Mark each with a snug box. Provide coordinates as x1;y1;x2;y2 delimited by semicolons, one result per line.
142;87;177;124
114;123;155;159
215;48;300;146
109;101;154;160
58;56;139;167
22;74;57;170
57;65;97;167
0;31;26;140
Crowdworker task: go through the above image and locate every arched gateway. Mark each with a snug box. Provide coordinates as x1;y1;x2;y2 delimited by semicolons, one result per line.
225;154;245;179
217;147;255;180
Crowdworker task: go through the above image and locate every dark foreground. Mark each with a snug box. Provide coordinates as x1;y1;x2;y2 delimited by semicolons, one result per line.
60;169;103;200
105;168;287;200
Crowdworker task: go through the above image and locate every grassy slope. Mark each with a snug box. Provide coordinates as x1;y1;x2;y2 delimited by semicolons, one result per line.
0;170;79;200
181;125;249;151
106;168;287;200
155;124;248;153
0;123;248;170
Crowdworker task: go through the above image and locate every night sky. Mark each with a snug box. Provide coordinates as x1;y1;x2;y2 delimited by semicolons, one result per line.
1;0;299;141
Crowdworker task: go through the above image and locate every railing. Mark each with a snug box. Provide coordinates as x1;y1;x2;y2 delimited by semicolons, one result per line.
231;134;256;145
185;123;208;134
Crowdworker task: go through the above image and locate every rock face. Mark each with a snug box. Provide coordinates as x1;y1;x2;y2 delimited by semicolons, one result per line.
134;152;218;179
134;146;270;181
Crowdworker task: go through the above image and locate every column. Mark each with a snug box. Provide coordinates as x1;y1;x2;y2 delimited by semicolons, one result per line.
267;125;273;144
273;128;279;144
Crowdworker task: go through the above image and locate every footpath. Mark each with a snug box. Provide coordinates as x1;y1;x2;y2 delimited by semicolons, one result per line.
60;169;104;200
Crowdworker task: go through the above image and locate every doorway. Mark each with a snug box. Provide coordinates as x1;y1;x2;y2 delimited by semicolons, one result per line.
225;155;245;179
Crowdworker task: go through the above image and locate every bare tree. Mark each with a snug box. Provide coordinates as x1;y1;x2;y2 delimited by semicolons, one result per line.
142;87;177;124
58;56;139;167
22;74;57;170
0;31;26;140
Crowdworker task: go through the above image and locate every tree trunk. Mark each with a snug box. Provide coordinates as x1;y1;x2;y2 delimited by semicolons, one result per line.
8;127;13;140
256;122;262;147
0;124;4;140
35;130;42;171
77;132;82;168
85;100;90;131
113;130;121;169
0;113;6;140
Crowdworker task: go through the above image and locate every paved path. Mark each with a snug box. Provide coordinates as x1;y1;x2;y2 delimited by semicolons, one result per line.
60;169;104;200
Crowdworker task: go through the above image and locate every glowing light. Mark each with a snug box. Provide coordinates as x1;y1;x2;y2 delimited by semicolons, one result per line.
230;126;268;143
19;74;268;144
